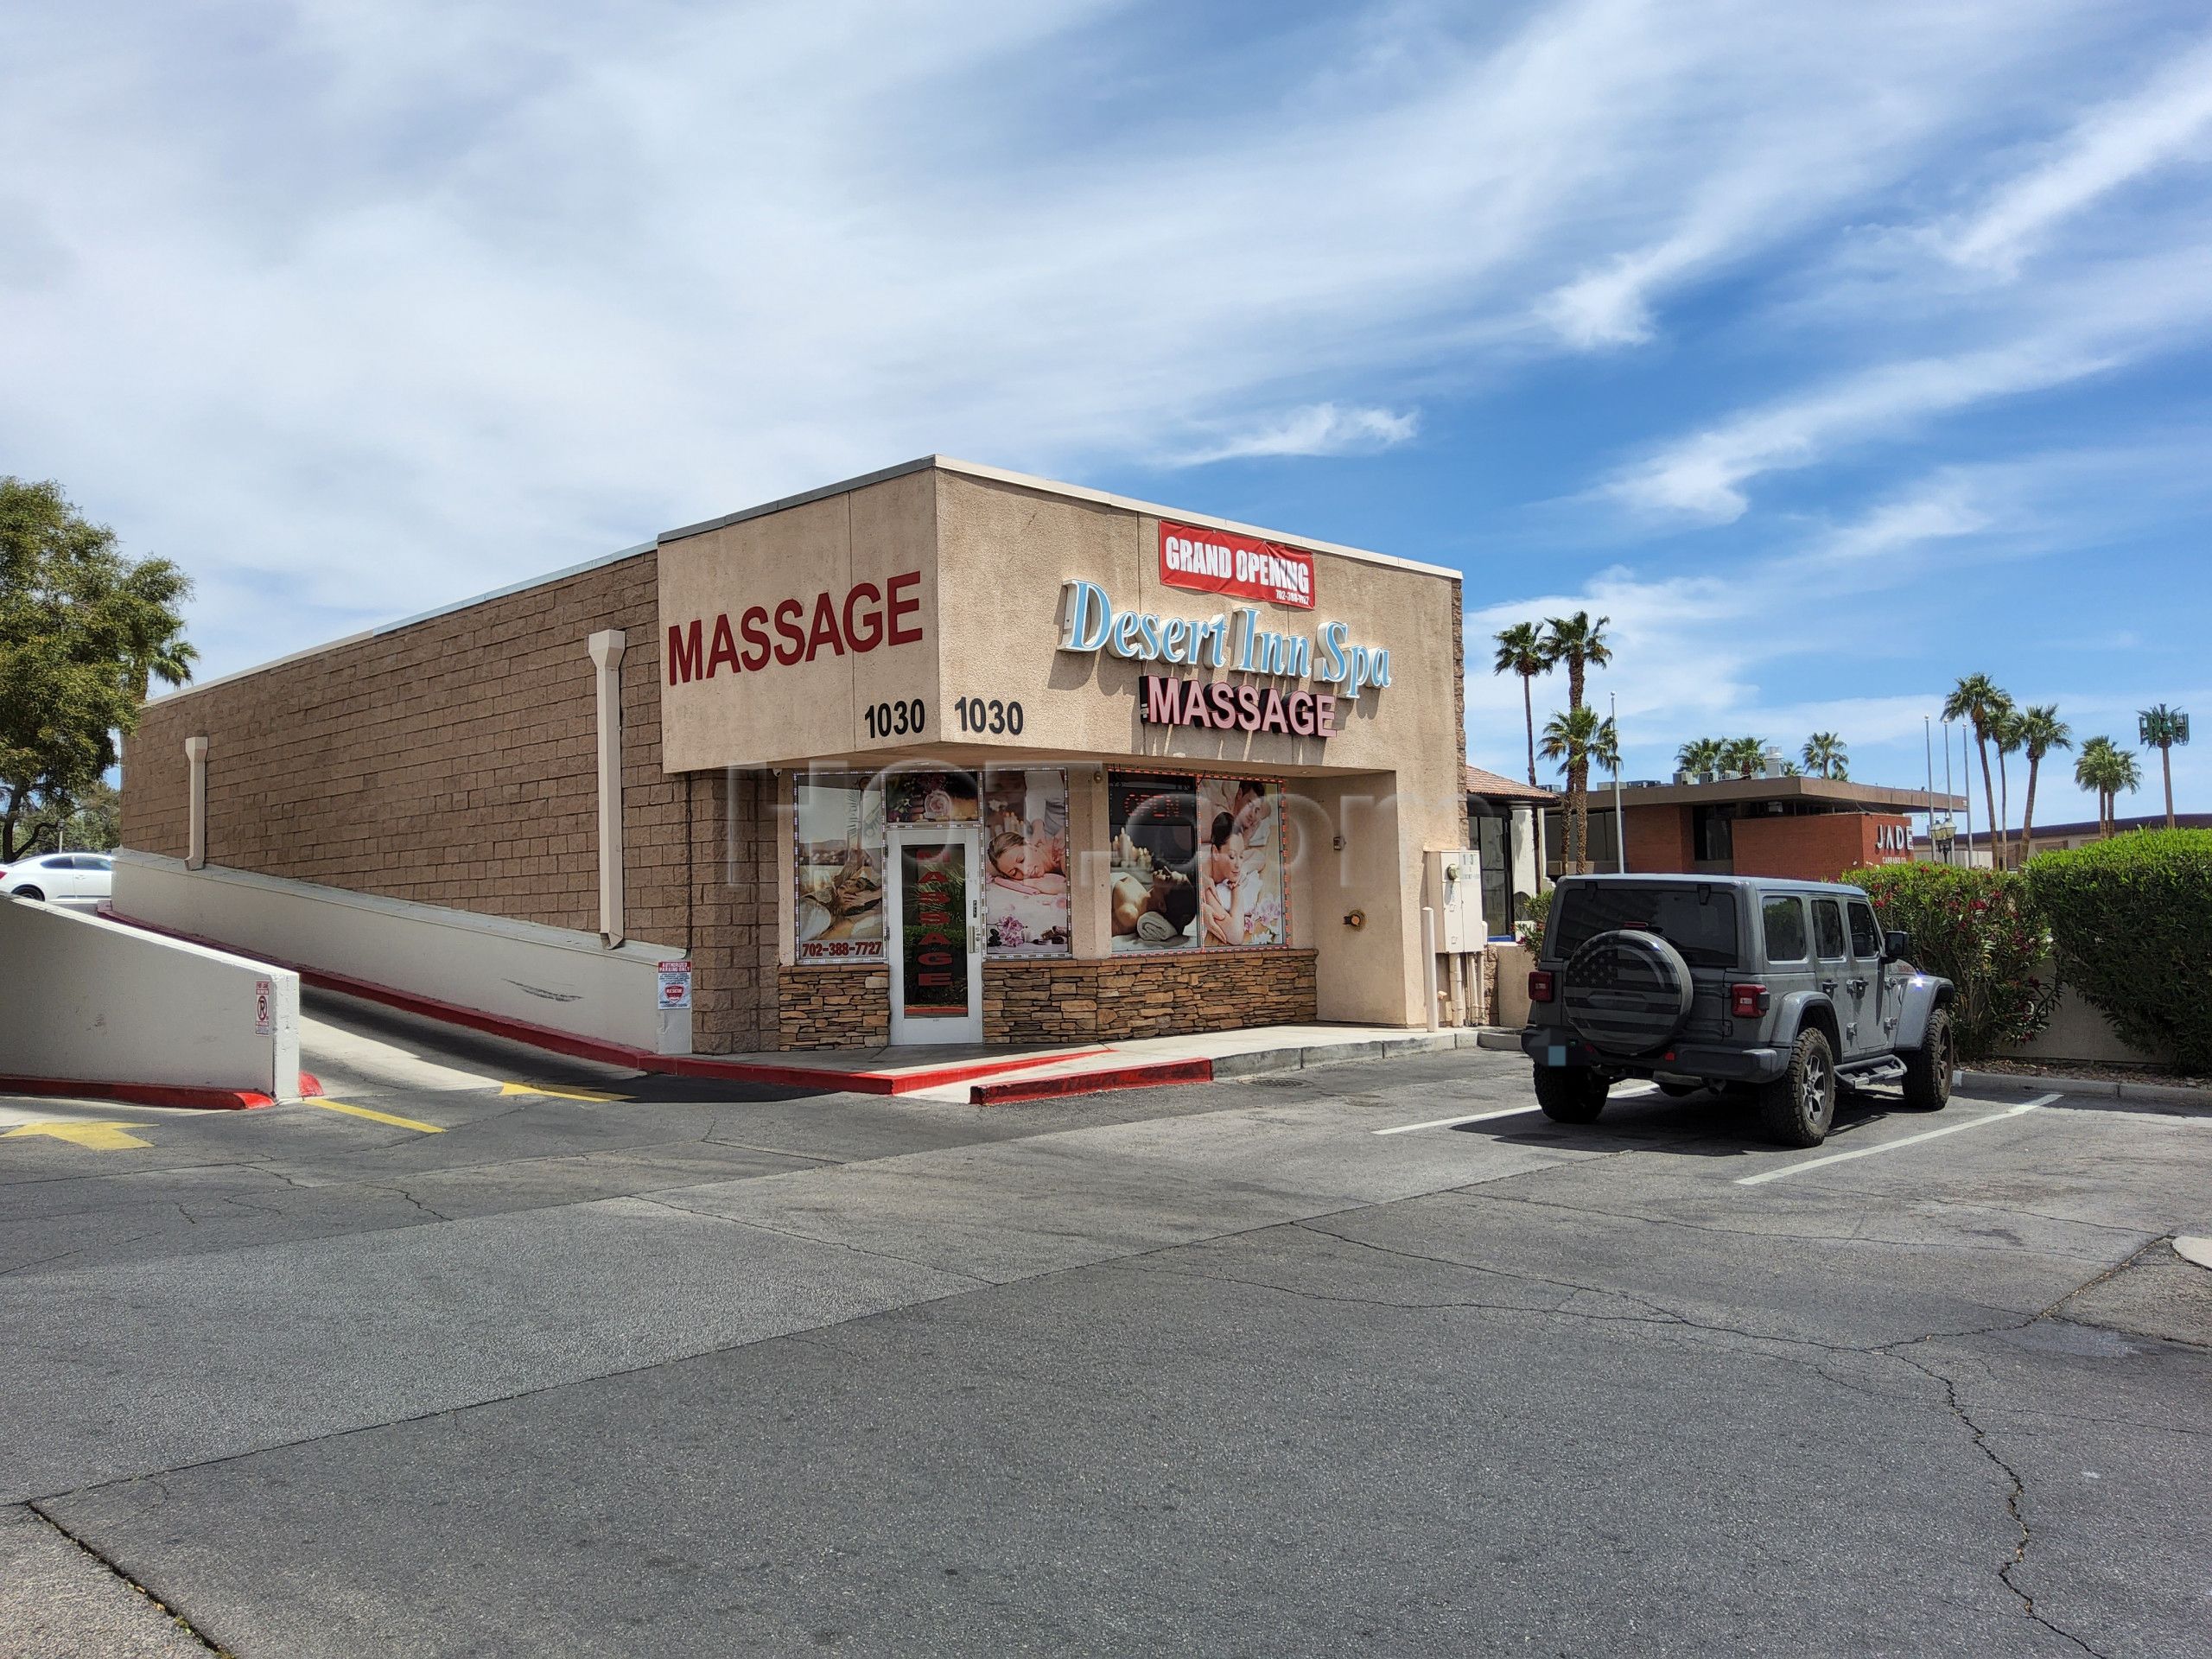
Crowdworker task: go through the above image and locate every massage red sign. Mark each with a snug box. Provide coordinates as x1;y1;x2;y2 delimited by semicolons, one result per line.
1159;522;1314;610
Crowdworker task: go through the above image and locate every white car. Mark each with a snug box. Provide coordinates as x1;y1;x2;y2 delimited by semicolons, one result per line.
1;852;115;908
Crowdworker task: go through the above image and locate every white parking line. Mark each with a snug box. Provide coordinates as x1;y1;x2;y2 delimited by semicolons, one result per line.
1374;1105;1540;1135
1735;1094;2062;1185
1372;1084;1659;1137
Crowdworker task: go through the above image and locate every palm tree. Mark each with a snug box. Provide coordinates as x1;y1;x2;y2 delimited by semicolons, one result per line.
1541;612;1611;717
2110;745;2144;830
1539;613;1610;870
1675;736;1723;782
1993;708;2027;868
1942;674;2013;869
2014;704;2069;858
1801;732;1847;779
2074;737;2114;836
1722;735;1766;779
2074;737;2142;836
2139;703;2189;829
1540;705;1610;872
1491;621;1549;787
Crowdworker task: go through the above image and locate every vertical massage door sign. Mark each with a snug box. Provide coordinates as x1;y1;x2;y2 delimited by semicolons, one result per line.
887;823;984;1044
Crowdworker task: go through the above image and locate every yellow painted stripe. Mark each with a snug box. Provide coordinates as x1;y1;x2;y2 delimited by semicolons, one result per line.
304;1097;444;1134
499;1082;630;1102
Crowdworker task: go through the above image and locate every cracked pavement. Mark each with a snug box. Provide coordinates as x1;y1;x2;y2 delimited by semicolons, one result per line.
1;989;2207;1656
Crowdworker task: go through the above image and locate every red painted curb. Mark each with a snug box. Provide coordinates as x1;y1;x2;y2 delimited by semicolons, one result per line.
100;909;1109;1097
969;1058;1214;1105
296;1072;324;1097
0;1075;278;1111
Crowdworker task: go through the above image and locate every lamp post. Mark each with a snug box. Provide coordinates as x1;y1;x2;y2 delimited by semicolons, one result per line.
1923;715;1935;861
1611;692;1626;874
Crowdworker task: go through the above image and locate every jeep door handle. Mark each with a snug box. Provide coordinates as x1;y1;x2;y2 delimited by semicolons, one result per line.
1847;978;1868;995
1820;980;1838;995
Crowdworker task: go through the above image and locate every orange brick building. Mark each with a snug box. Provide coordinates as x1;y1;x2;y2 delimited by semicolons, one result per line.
1547;776;1962;883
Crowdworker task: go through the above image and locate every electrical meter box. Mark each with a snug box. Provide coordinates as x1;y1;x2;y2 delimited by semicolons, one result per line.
1425;849;1485;953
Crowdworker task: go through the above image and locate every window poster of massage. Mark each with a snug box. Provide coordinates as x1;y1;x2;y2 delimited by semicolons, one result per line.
1109;772;1285;952
794;771;887;962
981;769;1071;957
799;768;1071;963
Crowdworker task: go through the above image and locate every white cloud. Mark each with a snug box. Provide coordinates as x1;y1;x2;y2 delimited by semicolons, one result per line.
0;0;2150;677
1948;33;2212;273
1605;237;2212;521
1171;404;1418;467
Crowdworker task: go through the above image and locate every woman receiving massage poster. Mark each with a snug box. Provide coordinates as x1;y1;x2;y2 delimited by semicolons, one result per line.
1197;778;1285;947
982;769;1071;957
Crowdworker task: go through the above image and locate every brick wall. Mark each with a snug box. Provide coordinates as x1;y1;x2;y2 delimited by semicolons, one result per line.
1732;812;1909;883
1623;804;1696;873
121;553;781;1052
775;950;1319;1049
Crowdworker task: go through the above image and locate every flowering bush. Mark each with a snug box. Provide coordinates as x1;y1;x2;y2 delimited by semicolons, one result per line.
2024;830;2212;1070
1842;863;2056;1059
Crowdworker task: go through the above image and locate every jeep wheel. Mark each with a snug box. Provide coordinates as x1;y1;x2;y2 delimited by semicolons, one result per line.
1758;1027;1836;1147
1901;1007;1954;1113
1534;1064;1609;1124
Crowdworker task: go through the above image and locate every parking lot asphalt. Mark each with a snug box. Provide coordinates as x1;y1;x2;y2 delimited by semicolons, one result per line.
3;991;2208;1657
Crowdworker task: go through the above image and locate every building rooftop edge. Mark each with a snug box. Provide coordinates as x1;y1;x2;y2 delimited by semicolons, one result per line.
147;457;1459;708
658;455;1461;579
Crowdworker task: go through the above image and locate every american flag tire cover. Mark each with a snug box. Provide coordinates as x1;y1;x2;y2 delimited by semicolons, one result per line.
1560;931;1694;1057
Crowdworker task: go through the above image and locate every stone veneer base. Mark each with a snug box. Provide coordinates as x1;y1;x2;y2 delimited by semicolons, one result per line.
777;949;1319;1050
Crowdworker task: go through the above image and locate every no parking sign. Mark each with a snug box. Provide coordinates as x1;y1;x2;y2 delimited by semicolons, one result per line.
657;961;693;1011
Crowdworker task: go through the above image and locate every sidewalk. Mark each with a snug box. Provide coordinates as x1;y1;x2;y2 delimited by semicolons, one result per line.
775;1024;1498;1104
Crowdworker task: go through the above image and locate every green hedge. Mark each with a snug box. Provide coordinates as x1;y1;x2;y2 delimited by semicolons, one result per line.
1841;863;2056;1060
2024;829;2212;1070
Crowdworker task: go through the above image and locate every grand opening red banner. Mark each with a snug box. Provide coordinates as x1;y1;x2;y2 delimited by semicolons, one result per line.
1158;521;1314;610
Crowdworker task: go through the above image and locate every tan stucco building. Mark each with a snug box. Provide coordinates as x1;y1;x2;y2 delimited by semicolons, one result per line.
121;458;1471;1056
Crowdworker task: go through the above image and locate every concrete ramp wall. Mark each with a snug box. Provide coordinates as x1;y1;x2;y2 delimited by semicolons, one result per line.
110;852;691;1057
0;898;302;1097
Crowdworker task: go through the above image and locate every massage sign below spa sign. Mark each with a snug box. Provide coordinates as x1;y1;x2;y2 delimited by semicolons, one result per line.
1058;522;1392;738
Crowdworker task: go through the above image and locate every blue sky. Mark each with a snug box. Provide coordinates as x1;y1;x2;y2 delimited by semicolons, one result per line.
6;0;2208;824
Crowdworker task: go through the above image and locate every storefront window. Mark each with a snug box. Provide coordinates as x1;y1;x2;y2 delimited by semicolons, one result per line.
1109;771;1285;951
1195;777;1285;947
1109;772;1199;950
982;768;1071;957
793;771;887;962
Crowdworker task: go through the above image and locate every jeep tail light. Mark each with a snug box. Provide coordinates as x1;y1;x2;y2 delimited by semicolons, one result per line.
1529;969;1556;1005
1730;983;1770;1020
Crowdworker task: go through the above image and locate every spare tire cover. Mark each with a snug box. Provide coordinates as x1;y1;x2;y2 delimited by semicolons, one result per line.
1560;929;1694;1057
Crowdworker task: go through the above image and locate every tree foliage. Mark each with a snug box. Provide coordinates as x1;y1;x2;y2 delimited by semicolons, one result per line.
1842;862;2056;1059
2025;829;2212;1071
0;478;196;860
1491;620;1549;787
1800;731;1847;779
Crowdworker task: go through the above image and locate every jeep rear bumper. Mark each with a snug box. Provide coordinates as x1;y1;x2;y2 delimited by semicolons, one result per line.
1518;1028;1787;1084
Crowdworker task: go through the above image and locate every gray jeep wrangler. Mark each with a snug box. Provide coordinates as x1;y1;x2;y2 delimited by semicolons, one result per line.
1516;874;1956;1147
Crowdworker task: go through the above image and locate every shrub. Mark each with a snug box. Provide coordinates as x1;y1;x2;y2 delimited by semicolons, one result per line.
1842;863;2057;1060
2024;829;2212;1070
1516;887;1552;954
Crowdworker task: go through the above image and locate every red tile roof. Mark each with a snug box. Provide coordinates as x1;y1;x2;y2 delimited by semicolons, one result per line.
1465;764;1556;803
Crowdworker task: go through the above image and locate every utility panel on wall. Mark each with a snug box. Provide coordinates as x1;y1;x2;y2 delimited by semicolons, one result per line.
1427;850;1484;954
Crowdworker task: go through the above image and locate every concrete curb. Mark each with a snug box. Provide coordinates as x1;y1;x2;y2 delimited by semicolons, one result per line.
1958;1068;2211;1109
0;1071;321;1111
975;1027;1519;1103
2174;1236;2212;1272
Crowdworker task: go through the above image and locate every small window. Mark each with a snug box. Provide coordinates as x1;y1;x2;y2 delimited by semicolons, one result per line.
1763;895;1808;961
1812;899;1846;960
1847;901;1880;959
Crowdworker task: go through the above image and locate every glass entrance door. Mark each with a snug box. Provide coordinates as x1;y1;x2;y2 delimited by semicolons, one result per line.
885;823;983;1045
